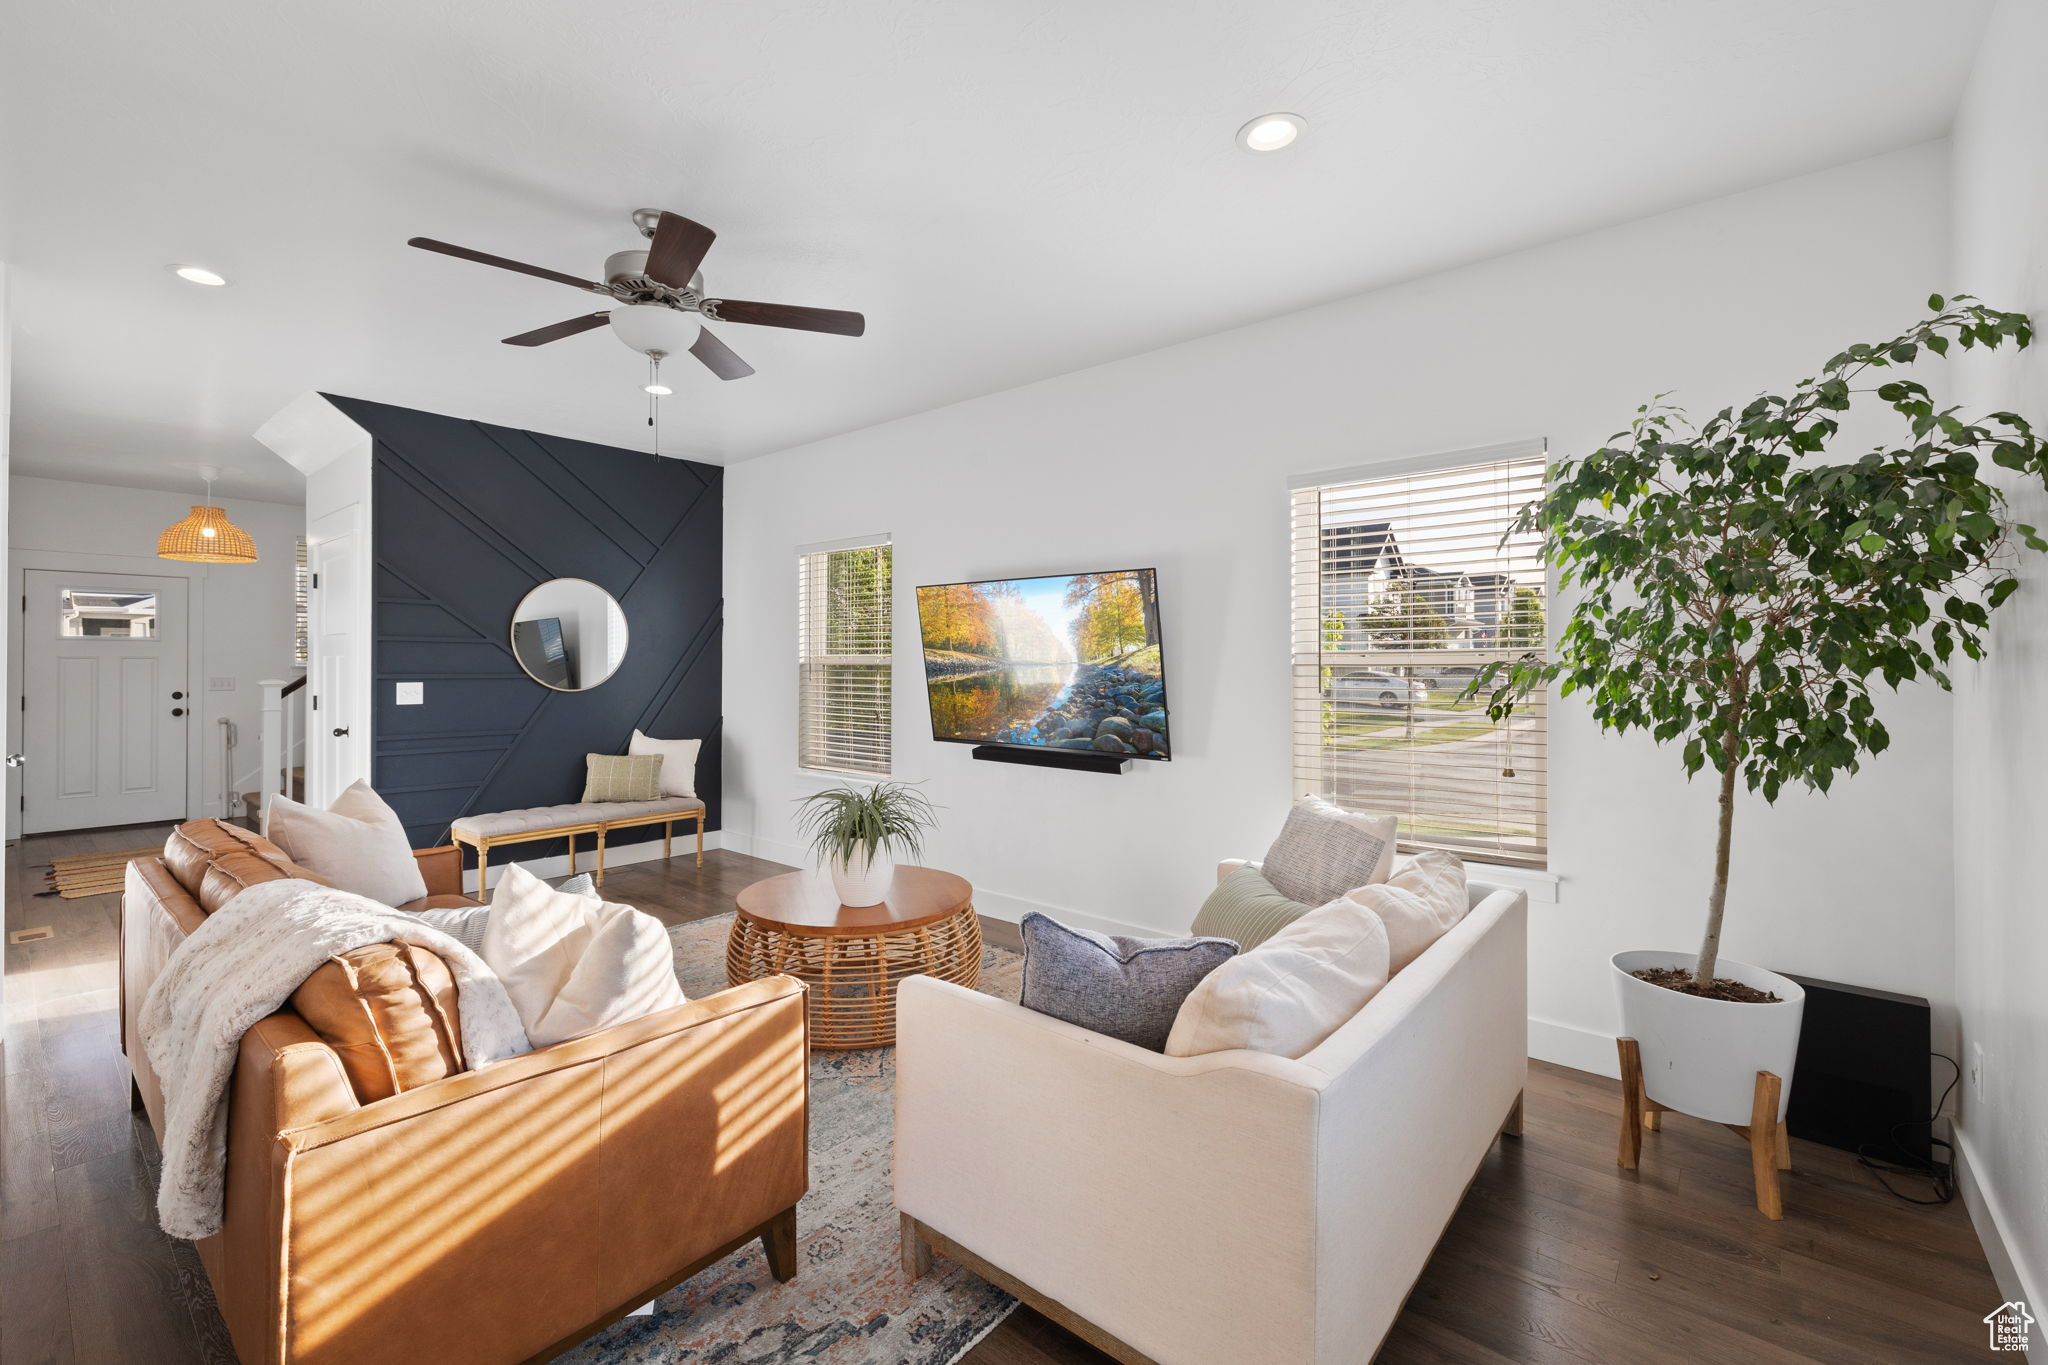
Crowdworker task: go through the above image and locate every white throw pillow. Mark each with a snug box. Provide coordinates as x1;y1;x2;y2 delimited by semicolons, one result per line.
261;780;428;907
480;864;686;1047
628;730;700;799
1163;896;1391;1059
1259;795;1397;906
1337;850;1470;974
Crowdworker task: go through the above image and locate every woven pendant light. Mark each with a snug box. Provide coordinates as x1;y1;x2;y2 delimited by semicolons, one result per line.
158;467;258;564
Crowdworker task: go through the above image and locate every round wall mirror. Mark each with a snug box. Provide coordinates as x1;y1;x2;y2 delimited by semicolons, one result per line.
511;578;629;692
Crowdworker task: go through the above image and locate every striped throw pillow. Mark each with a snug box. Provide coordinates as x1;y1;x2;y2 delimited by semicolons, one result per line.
582;753;663;802
1190;865;1315;952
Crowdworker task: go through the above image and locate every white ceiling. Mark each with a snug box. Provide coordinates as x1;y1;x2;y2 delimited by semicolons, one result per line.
0;0;1992;503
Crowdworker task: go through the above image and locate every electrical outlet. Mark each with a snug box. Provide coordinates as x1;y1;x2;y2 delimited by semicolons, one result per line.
395;681;424;706
1970;1042;1986;1097
208;677;236;691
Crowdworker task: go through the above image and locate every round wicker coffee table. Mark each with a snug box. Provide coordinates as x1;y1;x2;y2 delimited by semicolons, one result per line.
728;865;981;1050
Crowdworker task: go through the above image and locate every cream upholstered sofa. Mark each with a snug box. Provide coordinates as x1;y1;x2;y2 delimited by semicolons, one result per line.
894;870;1528;1365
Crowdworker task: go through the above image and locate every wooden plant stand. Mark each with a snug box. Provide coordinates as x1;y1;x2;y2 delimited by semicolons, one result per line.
1617;1037;1791;1220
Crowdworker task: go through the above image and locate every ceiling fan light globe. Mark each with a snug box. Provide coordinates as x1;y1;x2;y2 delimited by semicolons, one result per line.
608;303;701;358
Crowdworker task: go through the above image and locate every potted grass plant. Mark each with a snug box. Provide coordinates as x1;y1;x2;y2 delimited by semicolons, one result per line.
1472;296;2046;1127
796;781;939;907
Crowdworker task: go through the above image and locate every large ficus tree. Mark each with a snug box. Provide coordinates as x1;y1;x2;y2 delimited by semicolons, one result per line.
1474;297;2045;989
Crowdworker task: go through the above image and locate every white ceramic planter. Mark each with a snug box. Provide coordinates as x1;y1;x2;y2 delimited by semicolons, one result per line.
1612;950;1805;1126
828;848;896;907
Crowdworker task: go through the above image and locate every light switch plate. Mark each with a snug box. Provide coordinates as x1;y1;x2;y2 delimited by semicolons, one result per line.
395;681;424;706
208;677;236;691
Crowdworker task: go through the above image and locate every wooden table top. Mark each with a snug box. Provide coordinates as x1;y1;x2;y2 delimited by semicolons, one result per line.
734;865;973;936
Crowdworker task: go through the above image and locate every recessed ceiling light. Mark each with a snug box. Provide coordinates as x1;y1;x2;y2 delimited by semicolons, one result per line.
1237;113;1306;153
170;265;228;287
643;383;673;396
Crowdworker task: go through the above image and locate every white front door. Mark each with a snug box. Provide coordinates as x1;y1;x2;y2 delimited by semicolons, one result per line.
22;568;191;832
307;507;366;806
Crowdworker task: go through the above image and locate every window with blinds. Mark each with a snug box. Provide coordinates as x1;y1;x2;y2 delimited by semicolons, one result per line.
1290;442;1549;868
293;537;310;667
798;538;894;776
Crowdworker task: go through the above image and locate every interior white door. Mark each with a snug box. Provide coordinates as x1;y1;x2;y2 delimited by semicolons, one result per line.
22;568;191;832
307;507;366;806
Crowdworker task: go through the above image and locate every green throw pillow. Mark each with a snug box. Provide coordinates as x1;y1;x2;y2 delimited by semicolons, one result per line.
582;753;663;802
1191;865;1315;951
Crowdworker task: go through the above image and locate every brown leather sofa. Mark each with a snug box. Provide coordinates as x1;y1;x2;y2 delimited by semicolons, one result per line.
121;819;809;1365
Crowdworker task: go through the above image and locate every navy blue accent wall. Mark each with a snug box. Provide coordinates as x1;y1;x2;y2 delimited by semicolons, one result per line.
325;395;721;860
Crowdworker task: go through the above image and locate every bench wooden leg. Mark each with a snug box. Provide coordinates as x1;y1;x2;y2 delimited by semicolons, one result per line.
696;812;704;867
475;842;488;899
664;820;672;860
595;828;606;886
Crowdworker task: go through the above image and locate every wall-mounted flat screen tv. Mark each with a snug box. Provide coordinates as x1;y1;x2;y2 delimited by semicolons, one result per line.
916;568;1169;760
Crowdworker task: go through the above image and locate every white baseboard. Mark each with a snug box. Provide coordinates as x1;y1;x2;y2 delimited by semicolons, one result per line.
1953;1123;2043;1320
476;829;724;891
1528;1015;1620;1078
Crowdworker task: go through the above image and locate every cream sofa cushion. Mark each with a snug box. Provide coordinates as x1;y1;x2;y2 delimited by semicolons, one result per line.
1164;896;1391;1058
479;864;686;1047
1336;850;1471;973
261;780;428;907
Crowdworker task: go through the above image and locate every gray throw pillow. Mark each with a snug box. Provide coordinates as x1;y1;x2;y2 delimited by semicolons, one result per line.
1261;796;1396;905
1018;912;1237;1051
1191;865;1315;952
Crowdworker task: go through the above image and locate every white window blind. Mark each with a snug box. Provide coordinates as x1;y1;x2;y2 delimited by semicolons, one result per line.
293;537;310;667
1290;444;1549;868
798;539;893;776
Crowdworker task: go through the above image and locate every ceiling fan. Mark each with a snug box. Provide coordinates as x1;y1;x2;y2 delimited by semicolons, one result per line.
407;208;865;382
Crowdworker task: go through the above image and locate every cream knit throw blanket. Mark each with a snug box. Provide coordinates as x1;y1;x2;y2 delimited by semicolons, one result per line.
140;878;531;1240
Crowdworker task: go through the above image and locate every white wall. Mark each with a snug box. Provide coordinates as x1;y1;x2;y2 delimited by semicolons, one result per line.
1949;0;2048;1314
725;142;1960;1071
7;475;304;821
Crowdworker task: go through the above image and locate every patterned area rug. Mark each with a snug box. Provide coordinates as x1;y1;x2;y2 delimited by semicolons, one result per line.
555;912;1023;1365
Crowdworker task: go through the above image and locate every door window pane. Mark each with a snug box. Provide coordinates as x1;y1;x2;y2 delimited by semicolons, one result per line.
60;588;159;638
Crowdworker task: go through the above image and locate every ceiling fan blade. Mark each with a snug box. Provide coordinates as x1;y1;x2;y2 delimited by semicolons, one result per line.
408;237;600;291
689;326;755;380
644;212;717;288
704;298;865;337
502;312;611;346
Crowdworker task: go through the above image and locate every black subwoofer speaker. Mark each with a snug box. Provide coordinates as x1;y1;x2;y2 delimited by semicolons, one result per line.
1783;974;1933;1164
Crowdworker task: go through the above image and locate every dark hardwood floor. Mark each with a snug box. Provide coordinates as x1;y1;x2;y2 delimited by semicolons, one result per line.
1;829;2001;1364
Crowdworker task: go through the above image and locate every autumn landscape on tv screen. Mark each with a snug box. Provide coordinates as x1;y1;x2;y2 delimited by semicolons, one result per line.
916;569;1169;759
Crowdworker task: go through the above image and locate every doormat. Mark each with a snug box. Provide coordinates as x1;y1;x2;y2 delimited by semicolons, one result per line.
45;846;160;898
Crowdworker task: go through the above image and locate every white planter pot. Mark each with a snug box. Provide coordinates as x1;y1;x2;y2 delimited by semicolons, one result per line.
827;848;896;907
1612;950;1805;1126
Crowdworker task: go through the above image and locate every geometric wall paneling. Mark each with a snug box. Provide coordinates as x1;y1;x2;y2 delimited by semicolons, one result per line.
324;395;722;859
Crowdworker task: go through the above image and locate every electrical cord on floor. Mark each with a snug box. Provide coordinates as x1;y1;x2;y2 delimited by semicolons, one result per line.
1855;1052;1959;1205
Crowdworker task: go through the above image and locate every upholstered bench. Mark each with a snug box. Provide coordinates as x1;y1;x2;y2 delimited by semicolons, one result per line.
450;797;706;897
